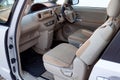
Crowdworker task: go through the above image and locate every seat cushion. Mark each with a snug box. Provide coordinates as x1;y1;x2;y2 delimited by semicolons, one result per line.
43;43;78;67
68;29;93;47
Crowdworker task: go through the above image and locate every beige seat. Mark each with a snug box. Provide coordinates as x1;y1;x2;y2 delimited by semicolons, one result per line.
68;29;92;47
68;10;108;47
43;0;120;80
19;14;40;52
43;43;78;67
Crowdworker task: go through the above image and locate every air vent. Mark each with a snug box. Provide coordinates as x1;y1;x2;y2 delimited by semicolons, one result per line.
38;13;41;19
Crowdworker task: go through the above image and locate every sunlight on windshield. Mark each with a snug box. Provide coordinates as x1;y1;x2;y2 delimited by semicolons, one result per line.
56;0;65;5
34;0;65;5
34;0;48;3
76;0;110;8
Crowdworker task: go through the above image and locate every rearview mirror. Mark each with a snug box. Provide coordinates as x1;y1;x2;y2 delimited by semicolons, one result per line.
72;0;79;5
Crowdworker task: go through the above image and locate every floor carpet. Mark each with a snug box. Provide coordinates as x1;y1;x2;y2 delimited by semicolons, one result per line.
20;48;46;77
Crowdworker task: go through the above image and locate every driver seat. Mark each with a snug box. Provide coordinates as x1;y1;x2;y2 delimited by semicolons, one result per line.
68;7;109;47
43;0;120;80
68;29;93;47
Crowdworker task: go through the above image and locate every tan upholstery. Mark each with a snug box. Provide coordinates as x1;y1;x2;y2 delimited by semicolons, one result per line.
76;40;90;56
43;19;119;80
107;0;120;18
68;0;120;47
43;43;78;67
19;14;40;52
43;0;120;80
68;29;92;47
77;24;117;65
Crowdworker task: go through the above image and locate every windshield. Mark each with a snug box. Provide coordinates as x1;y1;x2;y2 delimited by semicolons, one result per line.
34;0;49;3
34;0;65;4
56;0;65;4
0;0;15;24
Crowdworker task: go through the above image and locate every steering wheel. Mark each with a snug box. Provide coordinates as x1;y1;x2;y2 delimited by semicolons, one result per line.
61;4;77;23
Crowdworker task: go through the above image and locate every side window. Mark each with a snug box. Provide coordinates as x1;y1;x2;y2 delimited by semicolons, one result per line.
0;0;15;24
75;0;110;8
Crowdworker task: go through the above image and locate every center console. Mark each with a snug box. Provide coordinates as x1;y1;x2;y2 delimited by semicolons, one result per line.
33;9;56;54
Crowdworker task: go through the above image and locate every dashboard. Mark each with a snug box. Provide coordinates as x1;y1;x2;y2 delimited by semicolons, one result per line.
20;2;66;54
29;2;57;13
29;2;63;22
30;3;47;12
36;9;54;20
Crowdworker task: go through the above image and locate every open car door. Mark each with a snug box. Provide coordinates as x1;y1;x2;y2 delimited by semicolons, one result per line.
0;0;28;80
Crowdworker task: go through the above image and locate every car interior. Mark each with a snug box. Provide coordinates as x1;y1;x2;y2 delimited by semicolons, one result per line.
19;0;120;80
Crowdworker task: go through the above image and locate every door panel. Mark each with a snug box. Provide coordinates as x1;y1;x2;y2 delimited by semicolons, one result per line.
73;6;108;31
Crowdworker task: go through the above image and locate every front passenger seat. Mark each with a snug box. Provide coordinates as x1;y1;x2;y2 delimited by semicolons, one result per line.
43;0;120;80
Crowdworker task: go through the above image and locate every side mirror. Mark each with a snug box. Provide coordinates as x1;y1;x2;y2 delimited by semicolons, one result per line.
72;0;79;5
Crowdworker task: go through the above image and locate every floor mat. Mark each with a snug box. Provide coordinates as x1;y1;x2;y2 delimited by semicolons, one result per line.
20;48;46;77
41;71;54;80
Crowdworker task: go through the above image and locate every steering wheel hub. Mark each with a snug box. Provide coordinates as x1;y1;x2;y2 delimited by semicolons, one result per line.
61;4;77;23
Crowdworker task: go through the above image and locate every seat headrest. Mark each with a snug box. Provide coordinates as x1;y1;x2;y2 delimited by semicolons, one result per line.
107;0;120;18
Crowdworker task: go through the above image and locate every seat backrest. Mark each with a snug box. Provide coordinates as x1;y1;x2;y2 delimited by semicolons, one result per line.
75;0;120;66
